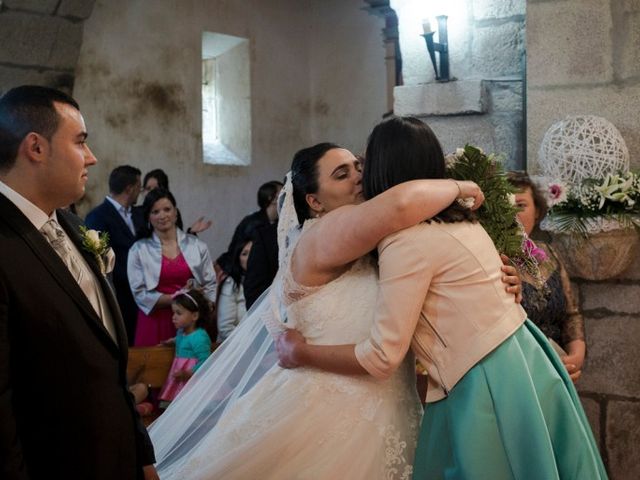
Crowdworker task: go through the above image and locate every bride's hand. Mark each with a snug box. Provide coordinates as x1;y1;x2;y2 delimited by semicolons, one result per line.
453;180;484;210
276;329;307;369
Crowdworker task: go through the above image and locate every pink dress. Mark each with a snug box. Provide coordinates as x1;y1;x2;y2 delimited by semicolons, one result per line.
133;253;193;346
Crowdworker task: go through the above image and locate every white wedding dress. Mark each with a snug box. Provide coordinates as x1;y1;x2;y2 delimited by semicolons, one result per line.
164;249;422;479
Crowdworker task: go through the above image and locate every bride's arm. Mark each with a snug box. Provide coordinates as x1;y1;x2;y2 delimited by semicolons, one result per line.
301;179;482;272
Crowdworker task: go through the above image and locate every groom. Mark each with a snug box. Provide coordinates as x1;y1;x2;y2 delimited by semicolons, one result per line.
0;86;157;479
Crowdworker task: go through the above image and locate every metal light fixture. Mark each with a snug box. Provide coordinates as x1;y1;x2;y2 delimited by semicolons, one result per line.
421;15;450;82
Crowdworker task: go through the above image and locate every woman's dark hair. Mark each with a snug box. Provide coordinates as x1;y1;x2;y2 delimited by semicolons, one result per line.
507;171;548;222
257;181;284;210
137;187;178;238
143;168;169;190
172;289;212;330
363;116;474;223
290;142;342;224
226;240;251;290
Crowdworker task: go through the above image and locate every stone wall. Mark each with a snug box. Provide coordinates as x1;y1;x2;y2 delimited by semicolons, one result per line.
391;0;526;169
0;0;95;94
528;1;640;478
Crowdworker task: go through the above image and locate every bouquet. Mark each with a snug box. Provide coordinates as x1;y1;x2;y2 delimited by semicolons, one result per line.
445;145;545;284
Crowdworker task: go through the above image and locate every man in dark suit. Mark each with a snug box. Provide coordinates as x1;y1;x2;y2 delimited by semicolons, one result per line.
86;165;142;344
243;222;279;308
0;86;157;479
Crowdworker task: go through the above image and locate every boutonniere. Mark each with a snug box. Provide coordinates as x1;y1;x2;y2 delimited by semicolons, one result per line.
79;226;115;275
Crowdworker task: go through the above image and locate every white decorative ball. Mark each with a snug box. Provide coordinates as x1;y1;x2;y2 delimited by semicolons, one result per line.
538;115;629;184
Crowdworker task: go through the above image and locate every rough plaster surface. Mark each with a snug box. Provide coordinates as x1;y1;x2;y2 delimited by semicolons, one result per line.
472;0;525;20
579;396;601;451
527;0;613;87
0;65;74;94
0;11;83;70
394;80;485;116
579;316;640;398
57;0;96;19
614;10;640;80
606;400;640;480
471;21;525;77
3;0;58;14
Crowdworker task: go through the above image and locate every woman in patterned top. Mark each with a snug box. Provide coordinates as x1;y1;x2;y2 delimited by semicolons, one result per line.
508;171;586;382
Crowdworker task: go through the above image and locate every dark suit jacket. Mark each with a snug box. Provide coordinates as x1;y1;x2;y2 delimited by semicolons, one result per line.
243;222;279;309
86;199;142;343
0;194;154;480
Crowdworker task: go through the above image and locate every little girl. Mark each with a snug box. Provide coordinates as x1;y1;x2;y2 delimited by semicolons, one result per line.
159;289;213;403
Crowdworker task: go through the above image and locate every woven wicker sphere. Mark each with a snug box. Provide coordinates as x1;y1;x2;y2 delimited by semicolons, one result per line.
538;115;629;183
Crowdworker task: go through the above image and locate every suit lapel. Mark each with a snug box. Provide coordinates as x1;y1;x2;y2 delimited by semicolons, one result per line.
57;210;129;353
0;195;120;354
103;199;135;241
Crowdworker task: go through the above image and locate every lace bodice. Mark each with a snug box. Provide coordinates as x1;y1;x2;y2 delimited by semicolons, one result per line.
282;253;379;345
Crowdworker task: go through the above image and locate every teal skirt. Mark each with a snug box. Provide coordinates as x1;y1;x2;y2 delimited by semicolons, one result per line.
413;320;607;480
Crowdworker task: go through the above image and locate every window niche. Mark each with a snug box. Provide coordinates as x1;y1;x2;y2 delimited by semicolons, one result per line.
202;32;251;166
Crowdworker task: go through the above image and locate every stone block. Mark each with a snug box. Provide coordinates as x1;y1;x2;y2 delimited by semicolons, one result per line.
471;21;525;77
527;0;613;87
579;316;640;397
527;85;640;174
621;0;640;13
473;0;525;20
0;12;82;70
581;284;640;314
0;66;74;95
491;113;524;169
606;400;640;480
621;253;640;281
57;0;96;20
394;80;485;116
578;396;601;451
614;12;640;80
421;115;497;157
3;0;58;13
484;80;523;112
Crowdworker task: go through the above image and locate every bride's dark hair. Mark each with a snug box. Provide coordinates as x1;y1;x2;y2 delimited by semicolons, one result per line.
290;142;342;224
363;116;474;223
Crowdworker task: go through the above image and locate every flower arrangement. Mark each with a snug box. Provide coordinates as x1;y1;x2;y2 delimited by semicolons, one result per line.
445;145;544;284
79;226;114;275
541;171;640;236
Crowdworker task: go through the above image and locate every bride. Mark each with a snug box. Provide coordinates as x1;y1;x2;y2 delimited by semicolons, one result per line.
149;143;491;479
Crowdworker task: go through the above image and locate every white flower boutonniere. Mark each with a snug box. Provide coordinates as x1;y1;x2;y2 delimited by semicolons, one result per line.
79;226;114;275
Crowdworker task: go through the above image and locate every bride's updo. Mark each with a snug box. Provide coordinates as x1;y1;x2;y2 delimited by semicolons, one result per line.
290;142;341;224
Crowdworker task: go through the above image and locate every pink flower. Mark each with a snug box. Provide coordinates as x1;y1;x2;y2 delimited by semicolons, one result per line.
546;181;567;206
523;237;548;263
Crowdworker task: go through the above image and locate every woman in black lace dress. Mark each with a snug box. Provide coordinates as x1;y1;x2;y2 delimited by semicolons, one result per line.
508;172;586;382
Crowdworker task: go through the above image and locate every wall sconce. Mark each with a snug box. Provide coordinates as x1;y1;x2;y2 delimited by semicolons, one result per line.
421;15;450;82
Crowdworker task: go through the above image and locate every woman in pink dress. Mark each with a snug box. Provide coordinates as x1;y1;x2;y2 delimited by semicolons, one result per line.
127;188;217;346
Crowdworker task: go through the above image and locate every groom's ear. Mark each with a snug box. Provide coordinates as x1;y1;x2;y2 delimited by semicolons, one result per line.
305;193;324;217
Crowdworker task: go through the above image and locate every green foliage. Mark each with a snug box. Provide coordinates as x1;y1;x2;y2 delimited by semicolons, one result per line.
445;145;523;259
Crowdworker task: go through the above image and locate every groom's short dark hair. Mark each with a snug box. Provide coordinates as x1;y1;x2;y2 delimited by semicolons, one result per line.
0;85;80;172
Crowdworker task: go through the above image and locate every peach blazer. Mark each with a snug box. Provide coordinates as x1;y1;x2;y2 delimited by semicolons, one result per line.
355;221;527;402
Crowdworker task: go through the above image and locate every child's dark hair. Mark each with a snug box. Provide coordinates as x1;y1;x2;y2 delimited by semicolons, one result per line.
172;289;212;330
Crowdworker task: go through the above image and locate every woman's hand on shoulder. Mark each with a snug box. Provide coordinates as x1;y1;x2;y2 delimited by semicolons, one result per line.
276;329;307;369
